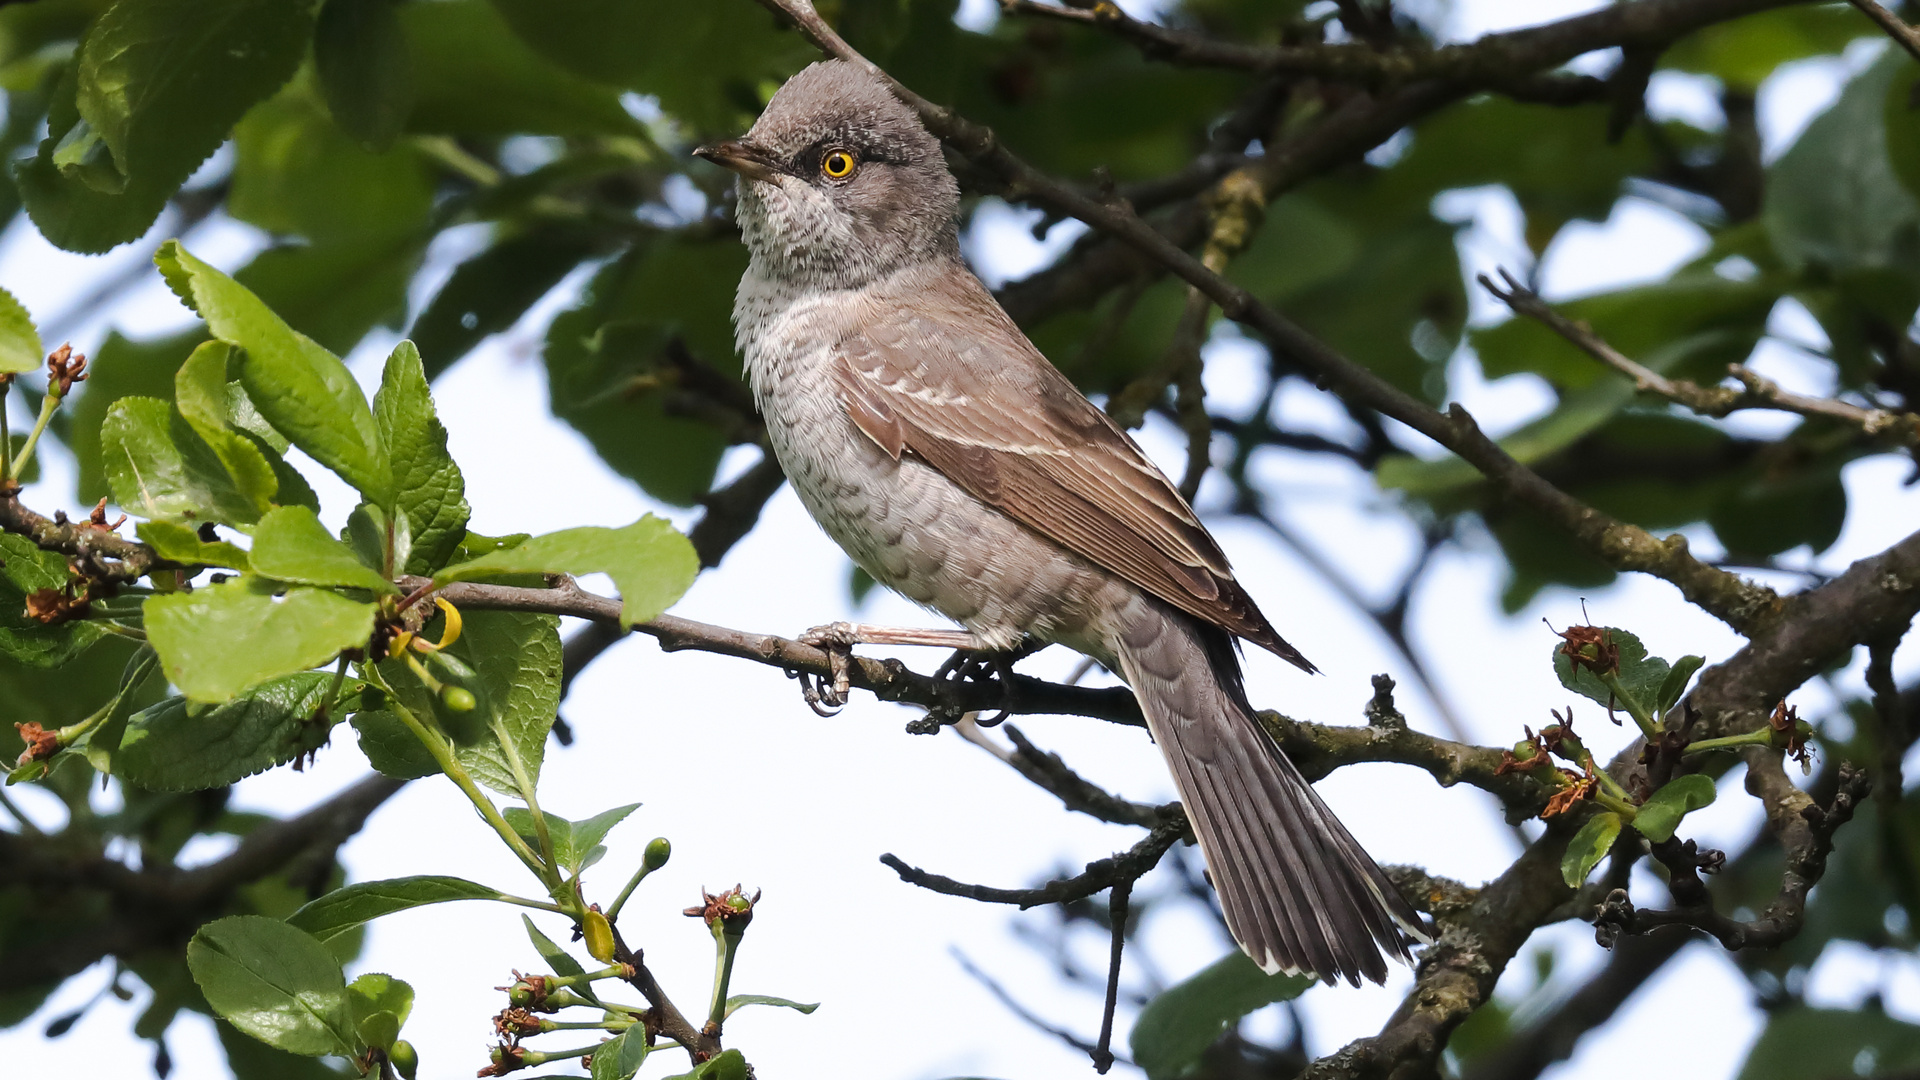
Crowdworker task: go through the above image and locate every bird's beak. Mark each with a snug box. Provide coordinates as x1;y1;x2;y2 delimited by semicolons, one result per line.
693;139;784;184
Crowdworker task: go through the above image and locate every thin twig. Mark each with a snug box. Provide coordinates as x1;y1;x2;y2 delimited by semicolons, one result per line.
1092;878;1131;1074
1849;0;1920;63
1481;269;1920;446
879;820;1187;909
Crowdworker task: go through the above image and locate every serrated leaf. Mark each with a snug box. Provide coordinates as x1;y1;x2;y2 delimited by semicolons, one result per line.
290;876;503;941
136;520;252;570
346;973;412;1050
1130;951;1313;1079
1561;811;1623;887
144;576;376;703
591;1029;649;1080
661;1048;750;1080
1551;626;1671;724
187;915;357;1058
377;609;560;794
17;0;312;253
502;802;637;875
1656;655;1706;714
250;506;398;593
436;516;698;628
350;708;440;780
375;340;469;574
0;285;40;373
157;241;392;505
174;340;283;507
1633;774;1717;843
102;396;275;526
315;0;414;151
0;533;107;667
723;994;819;1019
117;671;355;791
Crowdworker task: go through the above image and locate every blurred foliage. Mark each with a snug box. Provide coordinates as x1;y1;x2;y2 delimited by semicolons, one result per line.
0;0;1916;1077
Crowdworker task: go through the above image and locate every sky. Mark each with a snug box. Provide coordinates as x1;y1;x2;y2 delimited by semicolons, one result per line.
4;2;1919;1079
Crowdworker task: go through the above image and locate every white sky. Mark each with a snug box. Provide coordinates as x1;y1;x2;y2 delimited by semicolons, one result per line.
3;3;1919;1080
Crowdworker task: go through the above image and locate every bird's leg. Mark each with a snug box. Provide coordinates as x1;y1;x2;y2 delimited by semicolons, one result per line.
794;622;997;713
930;638;1045;727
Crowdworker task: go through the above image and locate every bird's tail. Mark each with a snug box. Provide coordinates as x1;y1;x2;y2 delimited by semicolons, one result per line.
1112;602;1433;985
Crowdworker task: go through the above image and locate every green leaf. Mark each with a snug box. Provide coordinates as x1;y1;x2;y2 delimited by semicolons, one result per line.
187;915;358;1058
1551;626;1671;722
521;913;599;1004
71;644;164;774
237;237;427;357
378;609;560;794
410;228;601;378
661;1048;750;1080
157;241;393;505
175;341;284;507
1656;655;1706;714
374;340;470;574
402;0;645;137
488;0;805;133
101;396;275;526
70;328;206;503
1735;1006;1920;1080
251;506;399;593
144;576;376;703
0;533;106;667
136;520;252;570
724;994;819;1019
0;285;40;373
436;516;698;628
1766;52;1920;297
117;671;354;791
1633;774;1716;843
1561;811;1623;887
542;239;743;506
1129;951;1313;1080
350;708;441;780
16;0;312;253
289;876;503;941
591;1028;649;1080
502;802;638;875
1888;62;1920;204
1664;4;1877;92
315;0;414;151
346;973;413;1050
231;78;433;244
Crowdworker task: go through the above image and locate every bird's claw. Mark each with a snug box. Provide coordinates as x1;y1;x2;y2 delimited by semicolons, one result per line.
795;622;857;715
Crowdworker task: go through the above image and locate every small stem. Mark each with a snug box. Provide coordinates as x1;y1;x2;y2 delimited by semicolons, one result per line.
1;378;12;480
706;924;744;1036
315;654;351;725
606;863;657;924
57;646;159;746
520;1045;604;1066
544;1018;637;1032
1595;788;1639;818
495;892;569;915
10;387;60;483
1600;673;1661;741
363;666;553;885
1683;728;1775;755
549;963;637;990
413;135;502;186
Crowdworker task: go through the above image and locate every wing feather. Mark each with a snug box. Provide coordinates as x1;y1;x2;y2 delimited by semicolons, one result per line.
834;271;1312;671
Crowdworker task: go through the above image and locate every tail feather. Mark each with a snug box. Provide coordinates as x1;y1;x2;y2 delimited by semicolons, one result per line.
1113;603;1432;986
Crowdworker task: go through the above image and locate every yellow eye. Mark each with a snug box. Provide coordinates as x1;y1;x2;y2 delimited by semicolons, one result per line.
821;150;856;179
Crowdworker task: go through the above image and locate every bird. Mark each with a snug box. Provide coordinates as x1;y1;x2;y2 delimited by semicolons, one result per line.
696;59;1432;986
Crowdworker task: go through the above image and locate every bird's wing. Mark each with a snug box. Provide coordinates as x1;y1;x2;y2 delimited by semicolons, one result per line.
831;271;1312;671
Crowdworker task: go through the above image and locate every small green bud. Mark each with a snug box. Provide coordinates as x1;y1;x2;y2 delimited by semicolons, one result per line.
1511;740;1538;760
389;1040;418;1080
644;837;671;871
441;685;477;713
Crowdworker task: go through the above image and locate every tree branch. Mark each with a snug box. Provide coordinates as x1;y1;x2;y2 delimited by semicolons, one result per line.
879;819;1188;909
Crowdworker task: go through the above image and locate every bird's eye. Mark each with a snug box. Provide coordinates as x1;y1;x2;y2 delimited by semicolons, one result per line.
820;149;856;180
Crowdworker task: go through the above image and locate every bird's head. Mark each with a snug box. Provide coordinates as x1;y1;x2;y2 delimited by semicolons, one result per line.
696;60;960;288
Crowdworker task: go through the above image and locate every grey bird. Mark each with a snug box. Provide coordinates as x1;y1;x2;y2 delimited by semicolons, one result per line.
697;60;1431;985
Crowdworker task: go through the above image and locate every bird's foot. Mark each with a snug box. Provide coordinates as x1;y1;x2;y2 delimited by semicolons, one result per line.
928;639;1043;727
793;621;987;717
